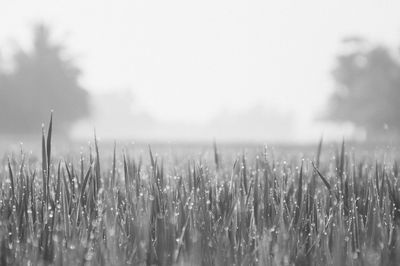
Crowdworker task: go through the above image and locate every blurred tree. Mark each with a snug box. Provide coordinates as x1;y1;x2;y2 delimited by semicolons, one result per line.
325;37;400;139
0;24;89;134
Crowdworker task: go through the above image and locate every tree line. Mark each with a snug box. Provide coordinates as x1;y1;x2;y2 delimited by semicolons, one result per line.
0;24;399;140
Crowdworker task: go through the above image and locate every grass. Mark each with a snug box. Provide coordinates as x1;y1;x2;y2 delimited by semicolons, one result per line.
1;116;400;265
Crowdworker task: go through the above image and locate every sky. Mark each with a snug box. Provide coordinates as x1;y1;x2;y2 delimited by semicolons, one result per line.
1;0;400;142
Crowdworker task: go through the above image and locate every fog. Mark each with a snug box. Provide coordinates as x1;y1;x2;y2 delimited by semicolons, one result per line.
1;0;400;144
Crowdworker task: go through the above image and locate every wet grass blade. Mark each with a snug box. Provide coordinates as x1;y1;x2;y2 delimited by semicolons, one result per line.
8;157;16;204
46;112;53;180
213;139;219;171
312;162;331;191
123;153;130;200
316;136;323;168
80;163;93;205
64;162;75;196
42;124;47;201
94;130;101;195
338;138;345;193
294;161;303;226
149;145;155;169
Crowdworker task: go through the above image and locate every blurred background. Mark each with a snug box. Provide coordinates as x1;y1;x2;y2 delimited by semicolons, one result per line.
1;0;400;146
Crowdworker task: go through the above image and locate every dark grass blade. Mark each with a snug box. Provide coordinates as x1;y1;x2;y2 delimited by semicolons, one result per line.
42;125;47;201
315;136;323;168
80;163;93;206
80;153;84;189
123;153;130;201
312;162;331;191
242;153;248;194
213;139;220;171
46;112;53;181
64;162;75;196
338;138;345;193
188;161;192;190
294;161;303;226
94;130;101;196
55;161;62;204
61;167;70;207
8;157;15;203
375;161;380;197
149;145;155;169
253;158;259;229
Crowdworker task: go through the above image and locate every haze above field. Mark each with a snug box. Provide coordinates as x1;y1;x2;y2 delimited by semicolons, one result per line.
1;0;400;142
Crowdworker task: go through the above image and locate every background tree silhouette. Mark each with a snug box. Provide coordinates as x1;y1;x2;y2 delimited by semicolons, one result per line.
325;37;400;140
0;24;89;135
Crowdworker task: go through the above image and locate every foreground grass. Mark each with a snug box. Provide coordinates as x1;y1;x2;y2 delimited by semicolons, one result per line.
1;119;400;265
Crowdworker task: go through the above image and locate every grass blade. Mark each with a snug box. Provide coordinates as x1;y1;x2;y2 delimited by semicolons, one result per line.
312;162;331;191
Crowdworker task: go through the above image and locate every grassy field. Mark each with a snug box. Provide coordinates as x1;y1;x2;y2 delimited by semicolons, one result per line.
1;116;400;265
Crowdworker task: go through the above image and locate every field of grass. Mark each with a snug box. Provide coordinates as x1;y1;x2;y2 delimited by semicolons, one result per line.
1;116;400;266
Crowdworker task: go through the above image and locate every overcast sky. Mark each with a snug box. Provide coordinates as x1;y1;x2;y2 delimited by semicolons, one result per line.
1;0;400;141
